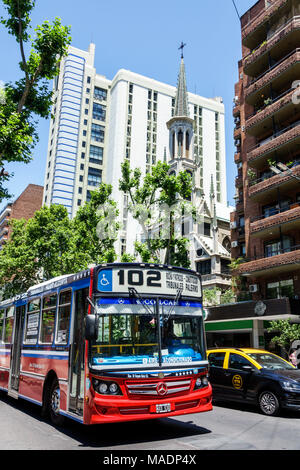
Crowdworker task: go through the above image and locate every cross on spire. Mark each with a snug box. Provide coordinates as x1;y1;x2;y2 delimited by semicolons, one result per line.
178;41;186;59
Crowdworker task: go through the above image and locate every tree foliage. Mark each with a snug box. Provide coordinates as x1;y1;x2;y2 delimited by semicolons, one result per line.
267;319;300;355
0;184;118;298
0;0;71;200
119;159;195;267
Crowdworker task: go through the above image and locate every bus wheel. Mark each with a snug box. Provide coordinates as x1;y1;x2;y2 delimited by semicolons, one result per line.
49;379;65;426
258;390;280;416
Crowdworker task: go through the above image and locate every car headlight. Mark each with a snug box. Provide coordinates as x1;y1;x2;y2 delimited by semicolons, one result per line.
282;381;300;392
194;376;209;390
92;378;122;395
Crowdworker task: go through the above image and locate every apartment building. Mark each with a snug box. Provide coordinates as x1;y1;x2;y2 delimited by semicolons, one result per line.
205;0;300;350
0;184;43;249
43;44;232;285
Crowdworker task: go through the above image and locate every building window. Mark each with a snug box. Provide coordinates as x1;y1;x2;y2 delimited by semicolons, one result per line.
264;236;293;258
88;167;102;187
89;145;103;164
93;102;106;121
266;279;294;299
196;260;211;275
204;222;211;236
91;123;105;143
94;87;107;101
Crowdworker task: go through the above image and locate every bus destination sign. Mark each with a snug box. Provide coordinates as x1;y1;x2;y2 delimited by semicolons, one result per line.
96;266;201;298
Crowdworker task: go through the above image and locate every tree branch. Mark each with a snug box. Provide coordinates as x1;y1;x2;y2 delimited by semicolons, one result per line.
17;0;28;79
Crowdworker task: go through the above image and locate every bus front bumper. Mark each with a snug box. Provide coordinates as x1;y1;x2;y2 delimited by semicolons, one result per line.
88;386;213;424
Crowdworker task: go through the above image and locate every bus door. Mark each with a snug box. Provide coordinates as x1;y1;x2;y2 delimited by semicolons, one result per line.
8;304;25;397
69;287;88;415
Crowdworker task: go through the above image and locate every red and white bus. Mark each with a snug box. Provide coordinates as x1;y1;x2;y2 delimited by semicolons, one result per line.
0;263;212;425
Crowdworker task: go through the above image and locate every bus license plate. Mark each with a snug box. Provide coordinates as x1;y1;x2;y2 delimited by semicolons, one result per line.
156;403;171;413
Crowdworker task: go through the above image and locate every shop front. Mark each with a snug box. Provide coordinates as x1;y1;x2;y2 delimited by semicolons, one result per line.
205;298;300;358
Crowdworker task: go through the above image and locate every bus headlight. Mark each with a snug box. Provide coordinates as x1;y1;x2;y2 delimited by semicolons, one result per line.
92;378;122;396
194;376;209;390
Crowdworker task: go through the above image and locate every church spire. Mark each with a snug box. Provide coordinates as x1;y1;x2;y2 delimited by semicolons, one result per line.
174;44;189;117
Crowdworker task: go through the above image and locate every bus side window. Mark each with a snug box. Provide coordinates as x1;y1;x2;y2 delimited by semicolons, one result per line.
40;294;57;344
0;309;5;343
4;306;14;344
56;289;72;344
24;298;41;345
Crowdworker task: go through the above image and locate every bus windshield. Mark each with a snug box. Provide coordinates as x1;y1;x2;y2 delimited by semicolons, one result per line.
90;299;205;368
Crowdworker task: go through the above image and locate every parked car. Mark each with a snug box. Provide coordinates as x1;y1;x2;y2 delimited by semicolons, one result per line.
207;347;300;416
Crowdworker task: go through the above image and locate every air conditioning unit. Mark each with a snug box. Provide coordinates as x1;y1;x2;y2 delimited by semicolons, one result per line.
230;221;237;229
231;240;238;248
249;284;259;293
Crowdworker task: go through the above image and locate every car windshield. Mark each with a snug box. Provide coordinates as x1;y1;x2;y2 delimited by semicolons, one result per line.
90;298;205;368
247;353;294;370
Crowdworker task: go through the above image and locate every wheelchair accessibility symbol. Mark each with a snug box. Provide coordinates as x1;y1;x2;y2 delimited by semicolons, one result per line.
97;269;113;292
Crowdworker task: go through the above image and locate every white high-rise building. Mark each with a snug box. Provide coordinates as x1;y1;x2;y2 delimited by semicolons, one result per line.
43;43;232;288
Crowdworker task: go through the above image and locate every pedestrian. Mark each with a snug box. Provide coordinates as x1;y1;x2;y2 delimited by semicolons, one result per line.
289;348;297;367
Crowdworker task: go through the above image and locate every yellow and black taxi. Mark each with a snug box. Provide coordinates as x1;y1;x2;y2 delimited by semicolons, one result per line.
207;348;300;416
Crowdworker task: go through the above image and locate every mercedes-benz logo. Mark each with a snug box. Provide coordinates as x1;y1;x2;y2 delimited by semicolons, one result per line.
156;382;168;396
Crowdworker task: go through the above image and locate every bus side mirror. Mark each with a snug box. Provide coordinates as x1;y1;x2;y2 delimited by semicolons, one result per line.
85;314;98;340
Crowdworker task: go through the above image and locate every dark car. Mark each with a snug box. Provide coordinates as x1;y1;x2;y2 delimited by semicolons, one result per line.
207;348;300;416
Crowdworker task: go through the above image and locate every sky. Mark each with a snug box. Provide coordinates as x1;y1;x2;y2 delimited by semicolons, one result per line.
0;0;256;207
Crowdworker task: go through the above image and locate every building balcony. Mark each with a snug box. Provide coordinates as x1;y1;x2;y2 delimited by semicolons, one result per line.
234;126;241;139
243;15;300;77
235;174;243;188
201;272;232;288
234;152;241;164
245;48;300;102
236;246;300;278
248;162;300;202
250;204;300;237
245;88;298;136
247;120;300;167
235;199;244;213
242;0;289;46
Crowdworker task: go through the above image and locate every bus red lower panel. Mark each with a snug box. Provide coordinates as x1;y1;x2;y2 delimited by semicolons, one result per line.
85;385;212;424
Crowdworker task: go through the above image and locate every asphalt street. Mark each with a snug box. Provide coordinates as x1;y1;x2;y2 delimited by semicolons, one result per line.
1;391;300;451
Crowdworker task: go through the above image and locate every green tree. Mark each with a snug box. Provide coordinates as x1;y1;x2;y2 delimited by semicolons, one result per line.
267;319;300;355
203;287;221;307
0;0;71;200
0;184;119;298
71;183;119;266
119;159;195;267
0;204;74;298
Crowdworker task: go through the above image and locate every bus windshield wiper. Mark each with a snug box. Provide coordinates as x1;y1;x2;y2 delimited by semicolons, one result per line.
129;287;162;366
128;287;155;316
164;288;182;323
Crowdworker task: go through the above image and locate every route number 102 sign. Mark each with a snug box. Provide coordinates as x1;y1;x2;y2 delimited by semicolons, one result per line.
96;266;201;298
